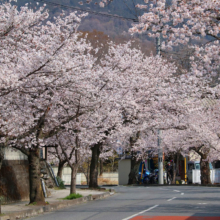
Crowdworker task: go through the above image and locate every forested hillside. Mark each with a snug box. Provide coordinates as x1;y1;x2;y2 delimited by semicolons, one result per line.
15;0;142;18
12;0;155;54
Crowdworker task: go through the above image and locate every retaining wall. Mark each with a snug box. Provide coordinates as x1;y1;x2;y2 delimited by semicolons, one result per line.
52;167;118;185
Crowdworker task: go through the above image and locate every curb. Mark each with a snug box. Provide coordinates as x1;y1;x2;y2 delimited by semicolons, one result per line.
0;191;115;220
132;184;220;187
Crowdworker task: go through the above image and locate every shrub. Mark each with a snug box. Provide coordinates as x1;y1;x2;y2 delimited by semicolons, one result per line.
56;176;66;189
63;193;83;200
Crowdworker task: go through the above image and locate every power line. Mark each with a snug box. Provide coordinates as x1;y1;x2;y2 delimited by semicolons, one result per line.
33;0;139;22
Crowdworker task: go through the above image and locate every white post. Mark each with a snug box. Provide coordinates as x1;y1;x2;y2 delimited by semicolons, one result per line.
158;129;164;184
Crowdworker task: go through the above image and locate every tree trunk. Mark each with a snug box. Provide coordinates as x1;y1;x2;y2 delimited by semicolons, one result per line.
28;148;45;204
89;143;101;188
0;144;5;172
85;158;90;186
200;155;211;185
128;151;137;185
99;158;103;176
81;159;90;185
70;166;78;194
171;152;180;185
192;146;211;185
86;174;89;185
111;156;115;172
0;145;4;214
128;132;140;185
57;160;66;179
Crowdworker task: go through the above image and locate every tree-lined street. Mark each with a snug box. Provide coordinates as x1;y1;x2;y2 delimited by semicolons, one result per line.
0;0;220;218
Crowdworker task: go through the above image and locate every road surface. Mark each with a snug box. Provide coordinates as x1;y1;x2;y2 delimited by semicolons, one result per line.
28;185;220;220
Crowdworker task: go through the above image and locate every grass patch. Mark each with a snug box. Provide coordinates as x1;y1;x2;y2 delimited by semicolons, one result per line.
26;202;37;206
25;201;48;206
63;193;83;200
54;186;65;190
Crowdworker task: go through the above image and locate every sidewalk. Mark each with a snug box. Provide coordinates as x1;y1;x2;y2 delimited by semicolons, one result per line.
0;188;115;220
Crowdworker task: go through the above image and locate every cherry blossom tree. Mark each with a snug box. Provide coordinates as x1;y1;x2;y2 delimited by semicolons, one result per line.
56;41;181;188
46;131;92;194
47;145;67;179
44;85;121;192
1;3;218;208
98;41;187;183
187;99;220;184
158;91;220;185
128;0;220;184
129;0;220;80
81;0;220;186
104;41;219;184
0;1;102;203
85;0;220;184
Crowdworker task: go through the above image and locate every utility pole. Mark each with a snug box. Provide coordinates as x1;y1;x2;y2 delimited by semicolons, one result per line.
156;35;164;184
156;36;161;56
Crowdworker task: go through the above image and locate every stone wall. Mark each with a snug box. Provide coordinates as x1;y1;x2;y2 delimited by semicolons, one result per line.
0;160;29;204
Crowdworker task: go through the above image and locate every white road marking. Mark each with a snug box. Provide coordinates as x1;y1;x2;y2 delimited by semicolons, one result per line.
181;193;184;195
174;190;180;192
198;203;207;205
121;205;159;220
167;197;176;201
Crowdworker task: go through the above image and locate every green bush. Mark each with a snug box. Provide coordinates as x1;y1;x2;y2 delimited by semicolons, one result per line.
63;193;83;200
176;180;182;185
56;176;66;189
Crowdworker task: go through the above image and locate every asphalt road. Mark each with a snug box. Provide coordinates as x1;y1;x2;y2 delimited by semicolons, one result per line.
28;186;220;220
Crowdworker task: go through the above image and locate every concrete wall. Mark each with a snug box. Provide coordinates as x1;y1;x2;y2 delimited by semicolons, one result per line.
52;167;118;185
53;167;82;185
0;148;29;203
118;159;131;185
0;160;29;204
3;148;28;160
98;172;118;185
